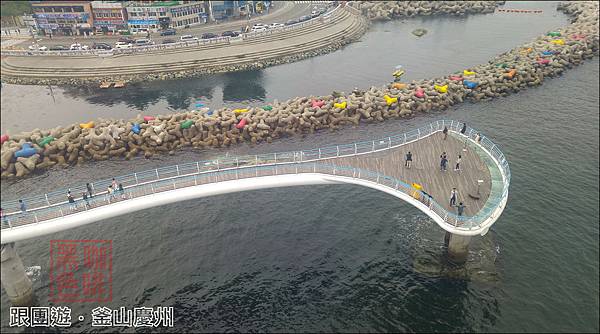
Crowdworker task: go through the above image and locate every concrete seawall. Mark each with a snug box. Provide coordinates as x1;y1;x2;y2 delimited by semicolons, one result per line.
1;1;598;178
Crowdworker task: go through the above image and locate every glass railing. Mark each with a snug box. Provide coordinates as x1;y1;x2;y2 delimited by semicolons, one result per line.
1;120;510;233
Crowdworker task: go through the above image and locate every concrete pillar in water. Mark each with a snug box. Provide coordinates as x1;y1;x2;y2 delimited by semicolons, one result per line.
1;243;34;306
444;232;472;264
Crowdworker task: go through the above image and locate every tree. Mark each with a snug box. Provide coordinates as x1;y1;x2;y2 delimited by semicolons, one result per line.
1;1;32;17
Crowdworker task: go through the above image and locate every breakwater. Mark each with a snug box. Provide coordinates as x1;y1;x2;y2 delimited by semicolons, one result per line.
1;1;598;178
350;1;503;20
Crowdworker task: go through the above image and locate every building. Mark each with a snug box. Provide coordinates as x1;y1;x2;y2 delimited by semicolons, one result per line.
208;1;268;21
126;1;208;33
30;1;94;36
22;14;38;32
91;1;128;34
169;2;208;28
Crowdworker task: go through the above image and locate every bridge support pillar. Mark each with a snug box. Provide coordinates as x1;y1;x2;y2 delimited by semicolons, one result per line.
1;243;34;306
444;232;471;264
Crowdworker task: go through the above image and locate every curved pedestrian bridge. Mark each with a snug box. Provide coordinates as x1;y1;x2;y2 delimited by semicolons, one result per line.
0;120;510;244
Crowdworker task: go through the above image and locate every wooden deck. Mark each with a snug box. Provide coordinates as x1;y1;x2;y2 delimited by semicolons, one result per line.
326;132;492;216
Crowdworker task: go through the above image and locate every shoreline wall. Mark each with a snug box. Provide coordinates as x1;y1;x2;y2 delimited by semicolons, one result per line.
1;1;598;178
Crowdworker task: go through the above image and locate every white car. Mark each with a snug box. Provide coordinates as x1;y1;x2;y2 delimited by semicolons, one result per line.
180;34;198;41
252;26;267;33
114;41;133;49
269;22;284;29
28;44;47;51
69;43;89;50
134;38;154;46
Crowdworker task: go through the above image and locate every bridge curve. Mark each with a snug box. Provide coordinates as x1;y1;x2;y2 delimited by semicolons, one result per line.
0;120;510;244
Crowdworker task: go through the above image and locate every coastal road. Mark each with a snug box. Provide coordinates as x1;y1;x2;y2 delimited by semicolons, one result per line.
14;2;326;49
0;7;366;83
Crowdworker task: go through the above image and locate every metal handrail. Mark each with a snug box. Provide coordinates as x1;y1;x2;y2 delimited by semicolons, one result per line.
0;120;510;232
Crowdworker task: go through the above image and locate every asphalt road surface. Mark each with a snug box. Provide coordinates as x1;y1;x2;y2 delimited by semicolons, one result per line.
20;2;330;49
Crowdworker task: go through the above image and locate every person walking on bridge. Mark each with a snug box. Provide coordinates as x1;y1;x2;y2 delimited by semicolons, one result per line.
449;188;458;207
460;123;467;135
19;200;27;213
405;151;413;169
67;191;76;211
440;152;448;171
443;126;448;140
454;154;462;171
107;185;115;202
82;192;90;208
456;202;467;216
87;183;93;198
1;207;8;224
118;183;125;199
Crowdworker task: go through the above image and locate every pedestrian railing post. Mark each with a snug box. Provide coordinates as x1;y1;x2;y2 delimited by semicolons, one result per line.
45;194;50;206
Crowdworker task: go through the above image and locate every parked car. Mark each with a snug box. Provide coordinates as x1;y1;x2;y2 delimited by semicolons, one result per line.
49;45;68;51
251;26;267;33
118;37;135;44
114;41;133;49
91;42;112;50
298;15;312;22
269;22;284;29
221;30;239;37
201;32;217;39
28;44;48;51
285;19;299;25
70;43;89;50
160;28;176;36
180;34;198;41
162;39;176;44
134;38;154;46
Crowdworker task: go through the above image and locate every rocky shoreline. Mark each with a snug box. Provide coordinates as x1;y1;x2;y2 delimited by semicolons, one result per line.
350;1;504;21
1;1;598;178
